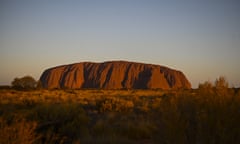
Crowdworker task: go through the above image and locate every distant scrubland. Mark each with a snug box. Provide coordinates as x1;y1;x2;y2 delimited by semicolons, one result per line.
0;77;240;144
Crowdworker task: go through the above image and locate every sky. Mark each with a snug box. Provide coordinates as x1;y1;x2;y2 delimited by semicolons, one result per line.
0;0;240;88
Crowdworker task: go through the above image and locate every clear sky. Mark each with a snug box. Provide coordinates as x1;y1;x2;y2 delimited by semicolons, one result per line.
1;0;240;88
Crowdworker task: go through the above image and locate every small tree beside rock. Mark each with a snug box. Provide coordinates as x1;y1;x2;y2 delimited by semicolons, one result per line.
11;76;37;90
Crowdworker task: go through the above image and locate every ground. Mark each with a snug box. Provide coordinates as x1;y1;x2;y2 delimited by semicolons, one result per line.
0;88;240;144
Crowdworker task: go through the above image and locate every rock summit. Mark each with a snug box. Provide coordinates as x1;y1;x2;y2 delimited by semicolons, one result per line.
40;61;191;89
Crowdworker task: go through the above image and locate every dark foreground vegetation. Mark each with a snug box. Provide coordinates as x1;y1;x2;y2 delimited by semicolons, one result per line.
0;78;240;144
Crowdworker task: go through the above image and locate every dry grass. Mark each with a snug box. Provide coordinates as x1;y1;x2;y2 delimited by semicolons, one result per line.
0;87;240;144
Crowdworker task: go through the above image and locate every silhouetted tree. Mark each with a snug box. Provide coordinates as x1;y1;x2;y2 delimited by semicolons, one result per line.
215;76;229;96
215;76;228;89
11;76;37;90
198;81;213;90
198;81;214;95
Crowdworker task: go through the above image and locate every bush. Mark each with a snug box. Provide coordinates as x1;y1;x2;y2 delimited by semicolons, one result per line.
215;76;228;89
0;118;38;144
11;76;37;90
30;103;89;143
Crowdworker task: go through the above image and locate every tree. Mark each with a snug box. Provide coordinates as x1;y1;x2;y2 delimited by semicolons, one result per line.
11;76;37;90
198;81;214;94
215;76;229;96
198;81;213;90
215;76;228;89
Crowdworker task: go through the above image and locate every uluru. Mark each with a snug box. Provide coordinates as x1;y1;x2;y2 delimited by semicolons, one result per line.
39;61;191;89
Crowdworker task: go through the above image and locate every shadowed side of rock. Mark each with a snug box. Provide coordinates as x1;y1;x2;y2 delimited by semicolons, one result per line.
40;61;191;89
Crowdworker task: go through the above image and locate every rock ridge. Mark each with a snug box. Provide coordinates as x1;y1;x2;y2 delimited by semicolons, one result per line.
40;61;191;89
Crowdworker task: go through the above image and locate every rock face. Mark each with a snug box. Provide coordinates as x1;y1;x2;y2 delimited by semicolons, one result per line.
40;61;191;89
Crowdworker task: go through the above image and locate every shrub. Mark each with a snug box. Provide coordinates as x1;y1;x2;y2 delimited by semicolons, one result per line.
30;103;89;143
199;81;213;90
97;98;134;113
215;76;228;89
11;76;37;90
0;118;39;144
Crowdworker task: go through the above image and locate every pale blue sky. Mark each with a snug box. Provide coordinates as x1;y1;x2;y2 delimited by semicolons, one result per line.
1;0;240;88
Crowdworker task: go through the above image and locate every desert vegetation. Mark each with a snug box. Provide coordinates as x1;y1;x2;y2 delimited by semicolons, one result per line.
11;76;38;90
0;77;240;144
